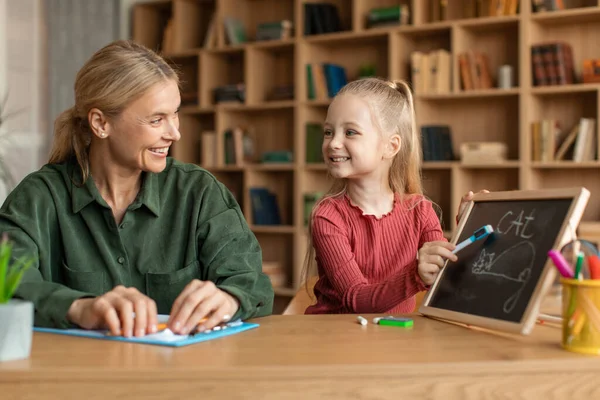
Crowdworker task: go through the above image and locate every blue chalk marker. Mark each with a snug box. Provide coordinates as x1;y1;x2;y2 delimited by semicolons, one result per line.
452;224;494;254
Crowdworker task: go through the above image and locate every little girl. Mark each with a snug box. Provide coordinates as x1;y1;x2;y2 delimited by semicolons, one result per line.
304;77;479;314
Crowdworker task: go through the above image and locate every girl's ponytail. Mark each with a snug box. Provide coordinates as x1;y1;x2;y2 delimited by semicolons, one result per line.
48;107;91;182
390;80;422;195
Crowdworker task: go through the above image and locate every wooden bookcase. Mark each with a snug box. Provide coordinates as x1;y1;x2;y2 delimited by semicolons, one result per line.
132;0;600;312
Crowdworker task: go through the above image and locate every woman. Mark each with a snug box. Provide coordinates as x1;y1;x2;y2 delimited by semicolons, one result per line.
1;40;273;337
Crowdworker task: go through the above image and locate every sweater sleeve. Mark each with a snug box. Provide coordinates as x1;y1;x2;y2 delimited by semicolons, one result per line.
414;200;447;290
419;200;446;246
312;213;423;313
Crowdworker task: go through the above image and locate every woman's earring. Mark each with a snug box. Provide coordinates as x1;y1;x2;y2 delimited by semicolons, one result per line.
100;132;106;138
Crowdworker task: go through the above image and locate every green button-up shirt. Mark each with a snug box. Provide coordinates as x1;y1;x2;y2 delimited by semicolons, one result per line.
1;157;273;328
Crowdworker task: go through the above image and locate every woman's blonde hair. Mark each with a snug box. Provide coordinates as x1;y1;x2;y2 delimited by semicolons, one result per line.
301;77;425;292
48;40;179;183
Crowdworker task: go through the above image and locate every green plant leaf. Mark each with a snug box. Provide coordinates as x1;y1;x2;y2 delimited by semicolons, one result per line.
0;238;12;302
3;255;35;301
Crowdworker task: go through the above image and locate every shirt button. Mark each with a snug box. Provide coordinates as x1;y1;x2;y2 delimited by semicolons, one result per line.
117;256;125;264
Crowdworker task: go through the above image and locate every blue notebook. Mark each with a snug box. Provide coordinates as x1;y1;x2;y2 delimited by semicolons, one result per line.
34;318;259;348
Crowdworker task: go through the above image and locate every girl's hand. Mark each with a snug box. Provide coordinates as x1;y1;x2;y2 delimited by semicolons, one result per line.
168;280;240;335
418;241;457;286
67;286;159;337
456;190;490;223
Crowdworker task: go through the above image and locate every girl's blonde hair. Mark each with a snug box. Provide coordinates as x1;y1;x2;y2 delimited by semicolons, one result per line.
301;77;425;292
48;40;179;183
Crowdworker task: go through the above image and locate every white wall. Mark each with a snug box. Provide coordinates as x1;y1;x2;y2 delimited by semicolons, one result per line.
0;0;46;202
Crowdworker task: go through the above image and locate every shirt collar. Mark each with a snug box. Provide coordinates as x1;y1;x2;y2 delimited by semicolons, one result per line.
70;163;161;217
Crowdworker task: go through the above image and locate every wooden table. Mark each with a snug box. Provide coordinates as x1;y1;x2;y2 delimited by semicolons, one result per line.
2;314;600;399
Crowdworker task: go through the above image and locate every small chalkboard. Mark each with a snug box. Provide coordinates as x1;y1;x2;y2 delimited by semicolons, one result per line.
419;187;590;335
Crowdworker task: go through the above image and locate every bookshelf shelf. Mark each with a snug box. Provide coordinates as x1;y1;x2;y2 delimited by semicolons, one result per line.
531;84;600;95
458;161;521;169
304;163;328;170
251;225;296;234
422;161;455;169
531;6;600;25
133;0;600;312
303;100;331;107
417;88;520;100
531;161;600;169
456;15;520;30
250;163;295;171
218;100;296;110
251;39;296;49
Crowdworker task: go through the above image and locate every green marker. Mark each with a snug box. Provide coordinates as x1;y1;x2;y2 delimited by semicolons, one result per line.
377;317;413;328
574;251;584;280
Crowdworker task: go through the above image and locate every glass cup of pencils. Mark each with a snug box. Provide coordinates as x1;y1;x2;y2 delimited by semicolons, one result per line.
560;239;600;355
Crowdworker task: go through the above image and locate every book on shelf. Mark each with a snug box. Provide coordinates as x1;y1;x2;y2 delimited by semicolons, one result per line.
260;151;293;163
411;49;451;95
571;118;597;162
532;0;588;12
305;123;324;163
583;59;600;84
306;63;347;100
256;20;293;41
304;192;324;226
213;84;246;104
249;187;282;225
366;5;410;29
223;126;255;166
201;131;217;167
532;118;597;162
431;0;518;21
304;3;342;36
531;42;575;86
203;13;217;49
262;261;287;288
267;85;294;101
458;50;493;91
421;125;454;162
223;17;247;45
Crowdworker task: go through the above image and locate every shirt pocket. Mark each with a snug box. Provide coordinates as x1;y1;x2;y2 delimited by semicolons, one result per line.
62;261;105;296
145;261;200;315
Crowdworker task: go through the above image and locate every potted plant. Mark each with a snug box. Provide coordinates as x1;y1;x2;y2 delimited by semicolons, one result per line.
0;234;35;362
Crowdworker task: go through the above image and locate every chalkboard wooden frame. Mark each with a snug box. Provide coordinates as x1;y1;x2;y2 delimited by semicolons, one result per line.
419;187;590;335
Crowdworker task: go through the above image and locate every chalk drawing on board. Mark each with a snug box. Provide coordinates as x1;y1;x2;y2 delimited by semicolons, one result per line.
470;241;535;313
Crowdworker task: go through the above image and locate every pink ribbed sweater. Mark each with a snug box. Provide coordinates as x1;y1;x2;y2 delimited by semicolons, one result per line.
305;193;445;314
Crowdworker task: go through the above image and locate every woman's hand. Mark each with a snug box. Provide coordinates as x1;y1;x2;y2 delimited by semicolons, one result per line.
168;280;240;335
67;286;158;337
456;190;490;223
418;241;457;286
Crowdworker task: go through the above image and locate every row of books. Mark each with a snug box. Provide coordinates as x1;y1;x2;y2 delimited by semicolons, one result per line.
531;118;597;162
532;0;586;12
201;129;295;167
367;5;410;29
306;63;348;101
421;125;454;162
458;50;493;91
304;3;342;36
411;49;451;95
223;18;294;46
431;0;518;22
531;42;575;86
